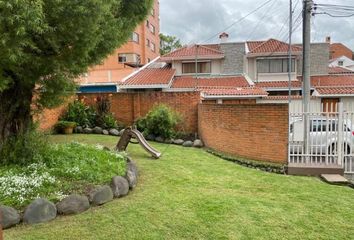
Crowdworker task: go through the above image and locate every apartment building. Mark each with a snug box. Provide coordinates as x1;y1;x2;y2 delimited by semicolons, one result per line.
80;0;160;88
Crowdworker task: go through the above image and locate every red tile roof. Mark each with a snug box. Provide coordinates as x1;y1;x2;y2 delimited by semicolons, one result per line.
328;66;354;75
171;76;250;89
262;95;305;100
120;68;175;86
315;87;354;96
310;75;354;87
247;39;302;54
161;45;224;60
255;81;302;89
202;87;268;97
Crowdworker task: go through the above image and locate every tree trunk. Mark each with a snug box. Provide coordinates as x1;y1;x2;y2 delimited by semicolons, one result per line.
0;80;34;148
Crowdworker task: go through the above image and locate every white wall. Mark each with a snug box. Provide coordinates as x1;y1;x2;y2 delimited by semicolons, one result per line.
329;56;354;68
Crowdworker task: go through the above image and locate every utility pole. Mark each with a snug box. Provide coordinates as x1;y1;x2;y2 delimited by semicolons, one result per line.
288;0;293;102
302;0;312;161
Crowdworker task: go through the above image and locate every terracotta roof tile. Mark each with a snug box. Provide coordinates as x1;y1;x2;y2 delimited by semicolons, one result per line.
315;87;354;96
121;68;175;86
310;75;354;87
202;87;268;97
161;45;224;60
171;76;250;89
247;39;302;54
328;66;354;74
255;81;302;88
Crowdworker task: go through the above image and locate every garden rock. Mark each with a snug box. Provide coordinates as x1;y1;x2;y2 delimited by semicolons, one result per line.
164;139;173;144
102;129;109;135
127;161;138;177
75;126;83;133
0;205;20;229
109;129;119;136
83;127;93;134
89;186;113;205
155;136;164;143
23;198;57;224
56;194;90;215
146;134;155;141
93;126;103;134
125;170;137;189
111;176;129;198
182;141;193;147
193;139;204;148
173;139;184;145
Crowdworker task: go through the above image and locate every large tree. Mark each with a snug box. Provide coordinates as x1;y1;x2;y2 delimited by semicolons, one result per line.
0;0;152;146
159;33;182;55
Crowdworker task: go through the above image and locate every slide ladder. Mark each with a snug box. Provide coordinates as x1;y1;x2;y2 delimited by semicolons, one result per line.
116;127;161;159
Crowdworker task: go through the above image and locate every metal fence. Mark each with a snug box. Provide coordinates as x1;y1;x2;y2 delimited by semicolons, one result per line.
289;102;354;174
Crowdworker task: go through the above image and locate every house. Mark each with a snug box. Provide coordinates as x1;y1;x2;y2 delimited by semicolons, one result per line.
329;55;354;71
326;36;353;60
78;0;160;91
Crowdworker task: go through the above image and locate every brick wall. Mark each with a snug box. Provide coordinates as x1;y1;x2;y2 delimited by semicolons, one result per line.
78;91;200;133
36;100;73;131
198;103;288;163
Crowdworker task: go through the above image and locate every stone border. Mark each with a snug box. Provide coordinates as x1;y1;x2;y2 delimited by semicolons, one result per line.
0;158;138;230
207;149;286;174
74;126;205;149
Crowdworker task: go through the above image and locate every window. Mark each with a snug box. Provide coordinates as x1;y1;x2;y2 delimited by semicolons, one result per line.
147;58;151;63
149;24;155;34
151;8;155;16
182;62;211;74
118;54;127;63
131;32;139;43
257;58;295;73
146;39;150;47
338;60;344;66
151;42;156;52
146;20;149;27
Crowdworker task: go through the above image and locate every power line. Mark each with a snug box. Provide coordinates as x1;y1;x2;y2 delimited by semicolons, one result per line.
200;0;275;44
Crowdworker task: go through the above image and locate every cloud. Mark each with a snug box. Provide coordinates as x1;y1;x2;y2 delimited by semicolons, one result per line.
159;0;354;48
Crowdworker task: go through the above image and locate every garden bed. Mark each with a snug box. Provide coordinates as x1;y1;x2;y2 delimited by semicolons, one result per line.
0;142;127;209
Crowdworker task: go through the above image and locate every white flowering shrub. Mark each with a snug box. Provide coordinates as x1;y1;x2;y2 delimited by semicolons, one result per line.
0;142;126;208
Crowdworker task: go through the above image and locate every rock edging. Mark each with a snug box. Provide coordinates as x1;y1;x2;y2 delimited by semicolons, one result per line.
1;160;139;229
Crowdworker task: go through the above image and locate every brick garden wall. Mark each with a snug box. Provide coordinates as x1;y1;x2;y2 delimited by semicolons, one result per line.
77;91;200;133
198;103;289;163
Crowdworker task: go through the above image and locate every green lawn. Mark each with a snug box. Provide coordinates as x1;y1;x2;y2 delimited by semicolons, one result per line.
5;134;354;240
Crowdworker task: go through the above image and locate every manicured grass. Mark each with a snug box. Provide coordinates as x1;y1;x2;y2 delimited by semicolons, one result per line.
5;134;354;239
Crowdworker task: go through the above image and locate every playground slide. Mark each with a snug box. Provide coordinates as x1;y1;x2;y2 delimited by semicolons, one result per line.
130;129;162;159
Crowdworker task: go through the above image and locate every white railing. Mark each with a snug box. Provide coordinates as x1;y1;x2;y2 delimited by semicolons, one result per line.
289;102;354;174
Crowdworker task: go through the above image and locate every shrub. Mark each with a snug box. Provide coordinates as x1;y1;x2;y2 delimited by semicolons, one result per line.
95;96;117;129
139;104;181;139
0;130;49;166
54;121;77;134
61;100;96;127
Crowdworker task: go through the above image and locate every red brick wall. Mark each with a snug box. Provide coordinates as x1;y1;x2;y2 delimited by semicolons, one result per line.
78;91;200;133
198;103;288;163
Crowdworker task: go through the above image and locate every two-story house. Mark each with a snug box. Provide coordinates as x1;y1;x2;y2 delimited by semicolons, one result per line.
83;33;354;110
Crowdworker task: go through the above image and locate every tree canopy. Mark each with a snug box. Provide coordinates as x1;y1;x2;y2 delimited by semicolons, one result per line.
159;33;182;56
0;0;153;143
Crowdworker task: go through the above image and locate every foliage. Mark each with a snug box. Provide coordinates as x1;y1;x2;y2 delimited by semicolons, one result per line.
139;104;181;139
6;134;354;239
0;0;153;143
0;130;49;166
54;121;77;133
95;96;117;129
160;33;182;55
0;142;126;208
61;100;96;128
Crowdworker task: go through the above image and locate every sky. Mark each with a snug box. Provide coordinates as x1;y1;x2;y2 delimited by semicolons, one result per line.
159;0;354;48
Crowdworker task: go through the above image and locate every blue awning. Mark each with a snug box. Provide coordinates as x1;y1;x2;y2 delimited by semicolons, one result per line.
79;85;117;93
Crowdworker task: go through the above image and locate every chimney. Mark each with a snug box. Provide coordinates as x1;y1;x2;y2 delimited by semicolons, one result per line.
325;36;331;44
219;32;229;43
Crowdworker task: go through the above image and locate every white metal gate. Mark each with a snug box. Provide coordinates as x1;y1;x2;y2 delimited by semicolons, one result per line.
289;102;354;174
